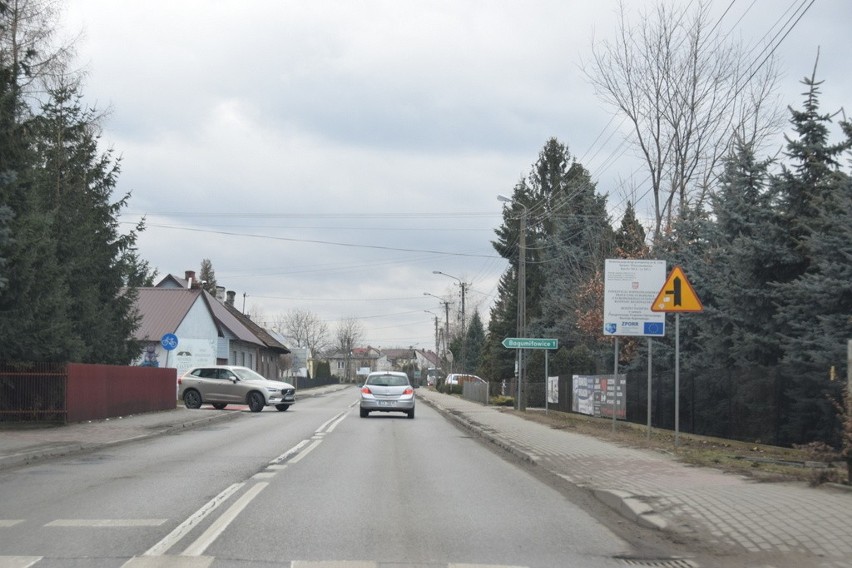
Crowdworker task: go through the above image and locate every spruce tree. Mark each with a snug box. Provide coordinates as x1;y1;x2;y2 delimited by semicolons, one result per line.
29;82;147;364
770;73;851;445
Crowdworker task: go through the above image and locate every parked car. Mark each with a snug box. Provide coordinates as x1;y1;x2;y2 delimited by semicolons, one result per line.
359;371;415;419
444;373;486;386
178;365;296;413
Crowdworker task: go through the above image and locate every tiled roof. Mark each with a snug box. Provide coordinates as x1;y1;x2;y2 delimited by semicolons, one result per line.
205;294;263;345
220;301;290;353
134;288;201;341
135;288;269;349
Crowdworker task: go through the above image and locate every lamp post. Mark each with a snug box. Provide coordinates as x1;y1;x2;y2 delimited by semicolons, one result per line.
424;292;451;371
498;194;527;411
433;271;468;372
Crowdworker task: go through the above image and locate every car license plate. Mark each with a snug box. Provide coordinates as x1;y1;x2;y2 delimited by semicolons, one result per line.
379;400;395;407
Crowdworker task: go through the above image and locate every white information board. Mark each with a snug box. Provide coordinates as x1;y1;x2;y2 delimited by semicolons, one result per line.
603;259;666;337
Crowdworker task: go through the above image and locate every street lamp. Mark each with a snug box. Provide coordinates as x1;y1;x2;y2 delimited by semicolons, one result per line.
424;292;451;371
433;270;468;372
498;194;527;411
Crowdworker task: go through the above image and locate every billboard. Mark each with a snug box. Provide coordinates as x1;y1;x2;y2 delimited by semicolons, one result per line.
572;374;626;419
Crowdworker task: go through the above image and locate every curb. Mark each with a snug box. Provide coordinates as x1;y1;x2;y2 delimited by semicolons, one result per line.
592;489;669;531
418;392;669;532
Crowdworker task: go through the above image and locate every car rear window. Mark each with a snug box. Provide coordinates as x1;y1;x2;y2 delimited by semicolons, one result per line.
367;374;409;386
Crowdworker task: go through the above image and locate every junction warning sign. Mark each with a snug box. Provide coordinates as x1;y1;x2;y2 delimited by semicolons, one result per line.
651;266;703;312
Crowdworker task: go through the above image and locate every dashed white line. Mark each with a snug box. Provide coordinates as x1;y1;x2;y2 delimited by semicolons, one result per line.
181;482;268;557
143;483;244;557
45;519;166;527
0;557;42;568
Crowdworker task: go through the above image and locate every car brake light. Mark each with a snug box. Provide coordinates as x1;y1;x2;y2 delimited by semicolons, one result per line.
361;386;372;394
403;387;413;395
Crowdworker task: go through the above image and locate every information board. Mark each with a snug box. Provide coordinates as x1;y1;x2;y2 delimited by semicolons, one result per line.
603;259;666;336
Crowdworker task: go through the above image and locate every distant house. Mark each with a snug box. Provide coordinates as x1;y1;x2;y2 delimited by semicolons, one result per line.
380;348;418;372
323;346;442;382
325;346;382;382
132;270;290;380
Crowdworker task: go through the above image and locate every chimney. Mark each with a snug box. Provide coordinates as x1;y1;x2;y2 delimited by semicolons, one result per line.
216;286;226;301
185;270;196;289
226;290;236;307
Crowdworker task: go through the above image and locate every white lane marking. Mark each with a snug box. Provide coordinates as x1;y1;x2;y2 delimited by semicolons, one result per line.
449;565;529;568
266;464;287;471
269;439;310;465
181;482;268;557
323;411;349;434
291;562;375;567
45;519;166;527
144;483;243;557
252;472;276;480
0;520;24;527
288;439;322;464
122;555;214;567
315;410;349;435
0;558;42;568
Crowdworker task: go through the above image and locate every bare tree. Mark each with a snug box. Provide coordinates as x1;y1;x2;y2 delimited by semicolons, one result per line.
335;317;363;383
585;0;782;244
274;308;330;355
0;0;77;110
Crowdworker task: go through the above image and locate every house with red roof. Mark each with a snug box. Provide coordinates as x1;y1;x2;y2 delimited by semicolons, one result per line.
132;271;290;380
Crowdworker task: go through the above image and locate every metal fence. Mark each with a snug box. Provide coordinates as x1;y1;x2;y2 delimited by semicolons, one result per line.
0;363;67;423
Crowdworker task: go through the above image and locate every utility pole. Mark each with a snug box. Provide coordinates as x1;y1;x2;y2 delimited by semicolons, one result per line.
424;292;451;372
517;206;527;411
497;194;528;411
433;271;469;371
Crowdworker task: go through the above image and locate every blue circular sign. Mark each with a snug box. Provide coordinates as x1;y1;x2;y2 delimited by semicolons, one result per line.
161;333;179;351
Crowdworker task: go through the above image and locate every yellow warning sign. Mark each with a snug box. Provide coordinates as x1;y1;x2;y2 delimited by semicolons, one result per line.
650;266;703;312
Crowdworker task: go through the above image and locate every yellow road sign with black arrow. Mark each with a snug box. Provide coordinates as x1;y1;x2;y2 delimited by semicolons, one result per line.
650;266;703;312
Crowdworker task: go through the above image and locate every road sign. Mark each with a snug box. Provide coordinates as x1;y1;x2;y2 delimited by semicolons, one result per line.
603;259;666;336
161;333;179;351
651;266;703;312
501;337;558;350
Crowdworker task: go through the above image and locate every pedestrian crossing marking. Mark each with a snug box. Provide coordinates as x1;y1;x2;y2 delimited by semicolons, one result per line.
45;519;167;527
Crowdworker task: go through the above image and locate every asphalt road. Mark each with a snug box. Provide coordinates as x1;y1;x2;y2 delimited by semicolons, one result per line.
0;387;651;567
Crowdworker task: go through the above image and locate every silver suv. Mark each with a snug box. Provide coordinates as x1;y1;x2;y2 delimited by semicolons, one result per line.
178;365;296;413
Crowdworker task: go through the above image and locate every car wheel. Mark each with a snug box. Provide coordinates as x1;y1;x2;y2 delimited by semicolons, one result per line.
183;389;202;409
360;408;369;418
247;392;265;413
212;403;227;410
407;408;415;419
275;404;290;411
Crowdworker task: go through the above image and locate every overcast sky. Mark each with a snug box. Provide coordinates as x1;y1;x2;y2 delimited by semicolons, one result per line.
60;0;850;351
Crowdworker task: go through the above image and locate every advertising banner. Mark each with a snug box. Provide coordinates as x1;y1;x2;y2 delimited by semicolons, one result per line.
572;374;627;419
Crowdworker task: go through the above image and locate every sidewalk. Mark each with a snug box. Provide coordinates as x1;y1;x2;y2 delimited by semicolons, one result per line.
417;389;852;568
0;384;350;471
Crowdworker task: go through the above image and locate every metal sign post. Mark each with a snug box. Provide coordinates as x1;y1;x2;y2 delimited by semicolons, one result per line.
651;266;703;447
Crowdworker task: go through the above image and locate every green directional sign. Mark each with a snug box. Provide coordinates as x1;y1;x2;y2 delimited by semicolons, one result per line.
501;337;558;350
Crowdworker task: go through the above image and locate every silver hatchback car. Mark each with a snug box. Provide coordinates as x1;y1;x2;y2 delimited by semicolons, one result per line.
360;371;415;419
178;365;296;413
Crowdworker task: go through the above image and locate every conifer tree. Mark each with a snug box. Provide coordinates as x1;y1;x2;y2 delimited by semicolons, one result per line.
769;72;851;445
463;310;485;373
